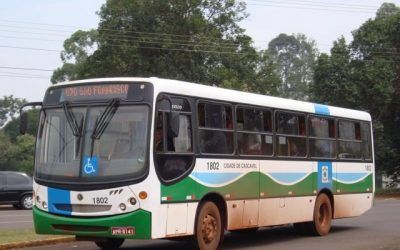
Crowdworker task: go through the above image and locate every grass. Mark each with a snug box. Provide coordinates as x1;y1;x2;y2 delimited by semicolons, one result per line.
375;187;400;198
0;228;71;245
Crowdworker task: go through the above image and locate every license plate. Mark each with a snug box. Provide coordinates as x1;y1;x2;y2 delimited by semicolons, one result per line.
111;227;135;235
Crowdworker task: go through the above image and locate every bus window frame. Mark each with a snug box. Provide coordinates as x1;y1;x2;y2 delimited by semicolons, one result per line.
197;99;235;156
308;115;337;160
153;93;196;185
235;105;274;157
274;110;308;159
337;118;364;161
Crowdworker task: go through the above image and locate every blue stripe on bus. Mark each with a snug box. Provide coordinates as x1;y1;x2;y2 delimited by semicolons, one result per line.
48;187;71;216
314;104;330;115
268;172;309;184
335;173;369;183
191;172;241;185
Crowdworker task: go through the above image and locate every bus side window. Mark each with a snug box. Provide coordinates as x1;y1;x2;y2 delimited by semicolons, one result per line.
338;120;362;159
276;112;307;157
309;116;336;159
198;102;234;154
155;97;194;182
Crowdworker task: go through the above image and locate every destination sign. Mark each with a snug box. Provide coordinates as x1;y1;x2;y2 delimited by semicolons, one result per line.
43;82;153;105
63;84;129;100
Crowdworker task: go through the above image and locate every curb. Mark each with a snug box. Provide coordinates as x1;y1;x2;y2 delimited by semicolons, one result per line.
0;236;75;250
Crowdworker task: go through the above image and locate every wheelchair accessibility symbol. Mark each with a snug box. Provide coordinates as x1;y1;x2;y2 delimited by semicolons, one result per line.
82;156;98;176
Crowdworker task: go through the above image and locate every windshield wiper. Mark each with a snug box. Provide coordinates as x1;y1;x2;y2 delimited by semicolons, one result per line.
62;101;82;137
91;98;120;140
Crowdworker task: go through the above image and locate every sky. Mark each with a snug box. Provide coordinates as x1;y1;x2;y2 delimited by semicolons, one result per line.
0;0;399;102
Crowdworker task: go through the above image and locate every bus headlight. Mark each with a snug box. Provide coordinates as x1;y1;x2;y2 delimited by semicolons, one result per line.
129;197;137;205
119;203;126;211
42;201;48;209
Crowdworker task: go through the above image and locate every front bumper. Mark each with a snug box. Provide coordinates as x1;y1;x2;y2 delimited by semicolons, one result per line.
33;206;151;239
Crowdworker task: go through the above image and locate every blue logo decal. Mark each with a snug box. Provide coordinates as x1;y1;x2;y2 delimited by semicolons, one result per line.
318;161;332;190
82;156;98;176
314;104;330;116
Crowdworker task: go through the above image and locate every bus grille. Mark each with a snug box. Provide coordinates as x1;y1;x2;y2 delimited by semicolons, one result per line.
55;204;112;213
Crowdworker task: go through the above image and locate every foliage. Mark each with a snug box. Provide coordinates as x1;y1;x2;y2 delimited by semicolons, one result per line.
0;96;26;128
312;3;400;185
268;33;318;100
51;0;280;95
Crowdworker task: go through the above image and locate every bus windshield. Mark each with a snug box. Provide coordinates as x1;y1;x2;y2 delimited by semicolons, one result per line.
35;105;149;184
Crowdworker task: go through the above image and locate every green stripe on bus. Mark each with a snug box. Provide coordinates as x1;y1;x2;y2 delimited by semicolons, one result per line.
33;207;152;239
161;172;373;202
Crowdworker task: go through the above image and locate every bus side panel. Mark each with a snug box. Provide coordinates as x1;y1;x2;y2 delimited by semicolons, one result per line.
334;193;373;218
259;160;314;226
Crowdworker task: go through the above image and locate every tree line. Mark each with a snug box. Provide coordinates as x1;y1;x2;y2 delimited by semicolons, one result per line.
1;1;399;185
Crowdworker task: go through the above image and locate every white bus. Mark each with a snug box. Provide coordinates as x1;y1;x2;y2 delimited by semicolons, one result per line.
21;77;374;250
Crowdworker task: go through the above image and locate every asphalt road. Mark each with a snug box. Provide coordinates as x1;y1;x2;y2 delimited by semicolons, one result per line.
4;199;400;250
0;205;33;230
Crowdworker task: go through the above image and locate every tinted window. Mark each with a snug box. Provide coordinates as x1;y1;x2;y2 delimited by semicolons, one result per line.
361;123;372;160
198;102;234;154
155;96;194;182
276;112;306;157
309;116;335;138
309;116;336;159
236;107;273;156
276;112;306;136
6;173;29;185
338;120;362;159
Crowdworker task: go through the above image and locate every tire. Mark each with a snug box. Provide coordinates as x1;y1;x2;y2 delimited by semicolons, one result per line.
298;193;332;236
193;201;223;250
20;194;33;210
94;238;125;250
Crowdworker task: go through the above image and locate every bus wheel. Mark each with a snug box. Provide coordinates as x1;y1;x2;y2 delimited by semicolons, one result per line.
310;193;332;236
194;201;222;250
94;238;124;249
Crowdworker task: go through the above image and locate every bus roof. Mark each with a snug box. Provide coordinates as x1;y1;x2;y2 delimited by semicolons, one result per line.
54;77;372;122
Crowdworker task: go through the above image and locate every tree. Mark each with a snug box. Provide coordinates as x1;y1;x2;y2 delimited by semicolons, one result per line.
3;109;40;142
52;0;281;93
0;96;26;128
312;3;400;185
268;33;318;101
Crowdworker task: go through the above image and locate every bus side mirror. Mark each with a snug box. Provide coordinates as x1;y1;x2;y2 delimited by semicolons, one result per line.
20;112;28;135
19;102;43;135
168;112;180;138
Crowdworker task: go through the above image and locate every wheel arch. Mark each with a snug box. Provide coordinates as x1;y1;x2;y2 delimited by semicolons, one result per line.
197;192;227;230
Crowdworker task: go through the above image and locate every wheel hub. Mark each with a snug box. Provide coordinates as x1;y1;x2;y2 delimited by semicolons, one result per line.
202;214;217;243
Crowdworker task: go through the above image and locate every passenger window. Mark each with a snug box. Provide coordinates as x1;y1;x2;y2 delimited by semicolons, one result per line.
361;123;372;160
155;96;194;182
198;102;234;154
338;120;362;159
309;116;336;159
236;107;273;156
276;112;306;157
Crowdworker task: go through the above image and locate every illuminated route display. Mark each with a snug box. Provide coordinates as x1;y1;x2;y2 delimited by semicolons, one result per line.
43;82;153;105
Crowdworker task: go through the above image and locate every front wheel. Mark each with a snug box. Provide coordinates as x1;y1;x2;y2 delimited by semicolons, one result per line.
95;238;124;250
193;201;223;250
20;194;33;210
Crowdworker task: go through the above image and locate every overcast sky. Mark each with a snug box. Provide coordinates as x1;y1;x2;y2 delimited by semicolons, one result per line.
0;0;399;101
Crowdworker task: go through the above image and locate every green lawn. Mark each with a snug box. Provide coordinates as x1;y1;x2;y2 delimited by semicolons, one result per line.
0;228;72;244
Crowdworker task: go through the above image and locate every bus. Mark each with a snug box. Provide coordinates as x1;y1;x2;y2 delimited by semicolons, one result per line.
20;77;374;250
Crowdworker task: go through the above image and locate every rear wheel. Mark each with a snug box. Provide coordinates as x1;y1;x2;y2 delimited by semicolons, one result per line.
193;201;223;250
20;194;33;210
295;193;332;236
94;238;124;249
